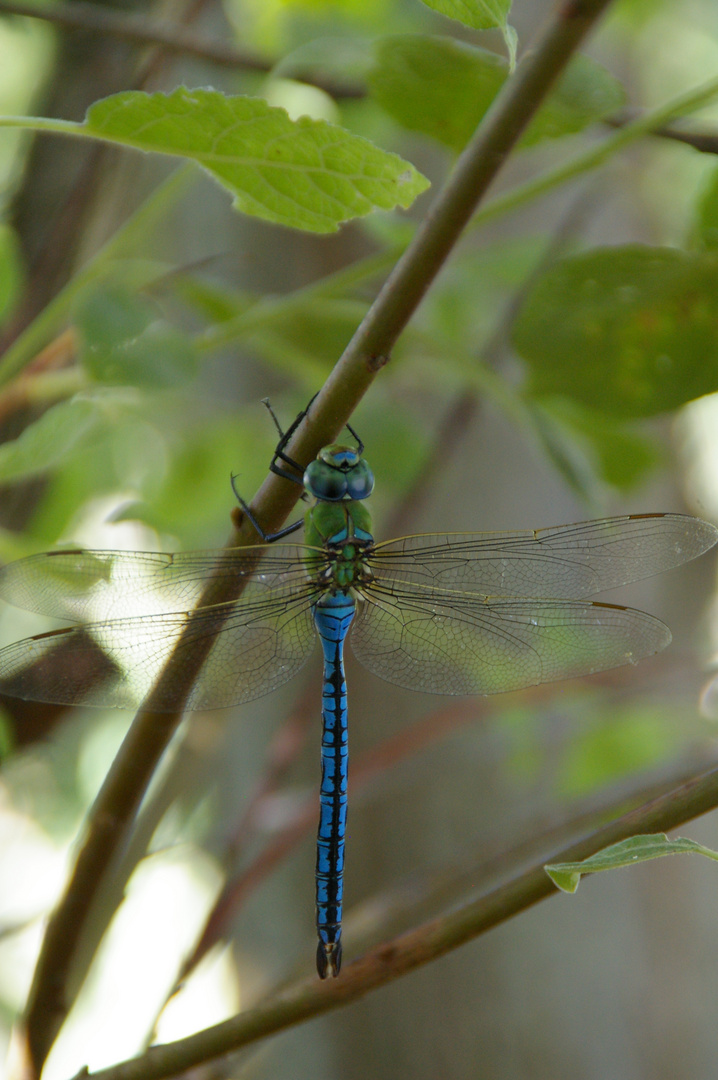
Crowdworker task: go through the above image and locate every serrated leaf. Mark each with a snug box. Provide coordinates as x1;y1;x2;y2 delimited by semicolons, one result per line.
513;245;718;417
370;38;624;152
419;0;517;66
0;399;103;482
82;88;429;233
420;0;510;28
546;834;718;894
75;286;197;388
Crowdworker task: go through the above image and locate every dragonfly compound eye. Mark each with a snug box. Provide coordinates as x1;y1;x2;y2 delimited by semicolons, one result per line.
346;460;375;500
304;459;348;501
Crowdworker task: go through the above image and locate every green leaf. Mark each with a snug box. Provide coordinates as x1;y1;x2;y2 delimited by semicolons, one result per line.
418;0;517;66
370;38;624;152
0;399;104;482
419;0;510;31
369;37;506;153
75;286;198;388
81;88;429;233
546;834;718;894
513;245;718;417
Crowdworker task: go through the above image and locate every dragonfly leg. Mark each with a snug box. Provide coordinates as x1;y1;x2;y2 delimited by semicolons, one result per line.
261;397;286;440
230;475;303;543
265;396;315;486
313;593;354;979
341;420;364;455
265;396;365;485
241;398;367;544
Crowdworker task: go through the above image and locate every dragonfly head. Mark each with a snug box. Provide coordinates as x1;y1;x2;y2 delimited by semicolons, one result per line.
304;444;375;502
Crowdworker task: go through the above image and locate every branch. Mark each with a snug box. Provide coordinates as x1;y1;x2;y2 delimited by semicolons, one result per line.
21;0;616;1072
0;0;364;98
0;0;268;71
84;760;718;1080
605;107;718;154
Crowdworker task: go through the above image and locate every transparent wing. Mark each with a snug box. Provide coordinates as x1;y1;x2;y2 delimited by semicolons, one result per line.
368;515;718;599
352;581;671;696
0;582;319;711
0;544;318;621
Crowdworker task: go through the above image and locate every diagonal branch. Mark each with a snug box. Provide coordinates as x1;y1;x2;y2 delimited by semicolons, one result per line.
21;0;617;1072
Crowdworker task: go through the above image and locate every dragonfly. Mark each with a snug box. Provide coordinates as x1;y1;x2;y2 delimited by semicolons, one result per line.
0;428;716;978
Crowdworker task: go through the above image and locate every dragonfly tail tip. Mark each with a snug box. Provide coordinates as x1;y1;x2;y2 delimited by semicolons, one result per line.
316;940;342;979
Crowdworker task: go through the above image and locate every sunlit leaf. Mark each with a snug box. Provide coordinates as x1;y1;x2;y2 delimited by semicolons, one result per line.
116;415;276;548
81;88;429;233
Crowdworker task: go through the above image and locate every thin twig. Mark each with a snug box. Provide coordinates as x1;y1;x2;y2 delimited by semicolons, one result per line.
605;107;718;154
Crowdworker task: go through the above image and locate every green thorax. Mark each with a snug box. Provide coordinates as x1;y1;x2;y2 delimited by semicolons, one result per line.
302;443;375;591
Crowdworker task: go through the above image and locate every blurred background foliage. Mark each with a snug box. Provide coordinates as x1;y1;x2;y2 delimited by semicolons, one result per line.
0;0;718;1078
